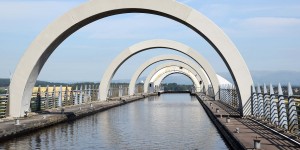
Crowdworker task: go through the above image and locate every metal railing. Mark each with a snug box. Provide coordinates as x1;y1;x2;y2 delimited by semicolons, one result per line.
0;94;8;118
108;84;129;98
247;83;300;135
30;85;99;112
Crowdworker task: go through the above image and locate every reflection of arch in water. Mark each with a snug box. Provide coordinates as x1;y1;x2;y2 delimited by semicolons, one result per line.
10;0;253;117
144;63;202;93
128;54;213;95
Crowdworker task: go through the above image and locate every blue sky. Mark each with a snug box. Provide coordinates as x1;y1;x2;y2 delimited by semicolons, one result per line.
0;0;300;82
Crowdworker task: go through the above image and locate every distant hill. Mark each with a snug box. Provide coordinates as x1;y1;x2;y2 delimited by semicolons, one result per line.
1;70;300;87
0;78;71;87
218;70;300;85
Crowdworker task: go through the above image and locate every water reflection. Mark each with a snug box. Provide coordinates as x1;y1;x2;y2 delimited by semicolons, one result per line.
0;94;228;149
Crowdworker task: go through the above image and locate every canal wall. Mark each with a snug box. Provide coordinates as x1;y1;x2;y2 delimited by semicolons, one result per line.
193;93;246;150
0;93;157;142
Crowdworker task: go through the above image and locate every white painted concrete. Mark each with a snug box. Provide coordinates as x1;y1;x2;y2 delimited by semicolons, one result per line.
128;55;213;95
144;62;203;93
10;0;252;117
99;39;220;101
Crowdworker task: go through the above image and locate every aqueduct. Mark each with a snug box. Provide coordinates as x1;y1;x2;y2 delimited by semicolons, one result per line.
9;0;253;117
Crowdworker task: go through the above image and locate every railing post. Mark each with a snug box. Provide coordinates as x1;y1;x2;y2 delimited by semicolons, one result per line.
263;84;271;121
79;85;83;104
74;85;78;105
45;85;49;109
88;85;91;101
287;83;299;133
64;86;69;106
52;85;56;108
36;85;41;112
257;84;264;119
252;85;258;117
58;85;62;107
270;84;279;125
278;83;288;130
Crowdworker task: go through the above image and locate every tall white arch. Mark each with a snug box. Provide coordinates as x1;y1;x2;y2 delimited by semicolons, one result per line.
144;62;202;93
10;0;253;117
128;54;214;95
154;71;197;92
150;71;199;93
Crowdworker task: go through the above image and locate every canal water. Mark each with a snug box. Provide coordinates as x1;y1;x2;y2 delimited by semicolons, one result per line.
1;94;228;149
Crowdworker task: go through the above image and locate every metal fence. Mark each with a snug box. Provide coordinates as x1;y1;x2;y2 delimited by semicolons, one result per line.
217;84;240;112
0;94;8;118
247;83;299;135
108;84;129;98
30;85;99;112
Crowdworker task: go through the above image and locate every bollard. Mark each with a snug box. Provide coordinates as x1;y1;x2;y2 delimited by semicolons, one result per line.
254;137;261;149
90;103;93;108
212;106;213;109
61;108;65;114
24;111;28;117
226;117;230;123
216;108;219;113
236;128;239;133
15;119;20;125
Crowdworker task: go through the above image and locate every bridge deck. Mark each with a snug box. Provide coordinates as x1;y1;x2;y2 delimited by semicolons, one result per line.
199;95;300;150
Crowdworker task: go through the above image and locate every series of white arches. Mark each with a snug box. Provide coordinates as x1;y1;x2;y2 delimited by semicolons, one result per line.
144;62;203;93
128;54;209;95
9;0;253;117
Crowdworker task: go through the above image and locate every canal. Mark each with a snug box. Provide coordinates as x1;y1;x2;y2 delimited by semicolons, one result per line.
0;94;228;149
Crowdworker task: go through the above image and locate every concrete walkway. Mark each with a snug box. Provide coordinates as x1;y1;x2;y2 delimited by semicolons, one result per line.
201;97;300;150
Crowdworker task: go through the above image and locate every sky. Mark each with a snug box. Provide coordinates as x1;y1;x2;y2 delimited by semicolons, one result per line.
0;0;300;83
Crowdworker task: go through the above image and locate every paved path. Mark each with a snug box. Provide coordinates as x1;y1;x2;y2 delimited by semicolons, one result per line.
201;97;300;150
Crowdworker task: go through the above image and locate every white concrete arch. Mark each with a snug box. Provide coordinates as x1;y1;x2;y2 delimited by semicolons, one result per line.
10;0;252;117
151;67;201;89
150;71;199;93
154;71;197;89
144;62;202;93
100;39;220;101
128;54;214;95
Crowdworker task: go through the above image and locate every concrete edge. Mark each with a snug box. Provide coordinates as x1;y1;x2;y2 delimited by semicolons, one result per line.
0;94;157;142
192;93;246;150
